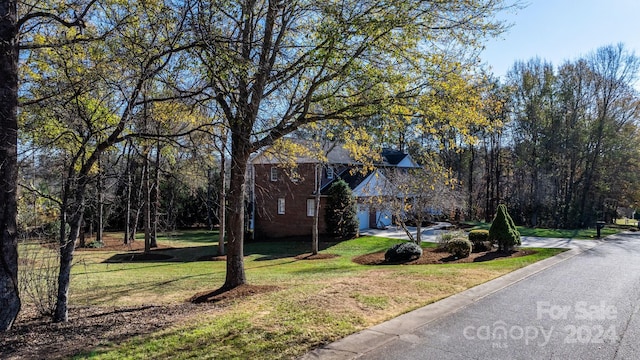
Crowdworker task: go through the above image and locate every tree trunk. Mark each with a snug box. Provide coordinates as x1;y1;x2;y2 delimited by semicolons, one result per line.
78;217;86;248
484;138;492;222
96;155;104;244
0;0;21;332
124;142;132;244
494;132;501;210
130;165;144;243
217;137;226;256
467;145;475;220
143;149;151;254
206;168;214;230
223;134;250;289
150;142;160;248
54;184;85;322
312;164;321;255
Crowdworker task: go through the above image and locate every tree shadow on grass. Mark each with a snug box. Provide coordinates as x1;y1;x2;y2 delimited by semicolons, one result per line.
102;239;342;263
104;252;174;262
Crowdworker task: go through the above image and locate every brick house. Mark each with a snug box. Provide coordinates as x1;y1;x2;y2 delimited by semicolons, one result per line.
248;143;418;239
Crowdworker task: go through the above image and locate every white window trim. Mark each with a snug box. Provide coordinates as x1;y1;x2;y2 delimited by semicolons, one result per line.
277;198;285;215
306;199;315;217
270;167;278;182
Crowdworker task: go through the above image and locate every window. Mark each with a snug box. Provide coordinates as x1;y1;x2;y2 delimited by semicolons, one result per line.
326;167;334;179
270;167;278;182
307;199;316;217
277;198;285;214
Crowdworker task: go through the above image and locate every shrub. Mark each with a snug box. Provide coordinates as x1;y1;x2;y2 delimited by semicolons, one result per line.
436;230;466;251
325;180;359;239
468;229;491;251
489;204;521;252
447;237;472;258
86;241;104;248
19;240;59;316
385;242;423;262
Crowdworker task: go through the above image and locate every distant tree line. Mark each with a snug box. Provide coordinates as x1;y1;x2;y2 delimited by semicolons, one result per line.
434;44;640;228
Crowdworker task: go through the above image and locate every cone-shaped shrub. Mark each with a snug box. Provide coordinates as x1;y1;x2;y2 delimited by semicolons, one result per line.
325;179;359;239
489;204;521;252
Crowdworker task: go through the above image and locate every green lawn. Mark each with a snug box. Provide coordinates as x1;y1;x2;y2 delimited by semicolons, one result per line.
469;223;620;239
48;230;565;359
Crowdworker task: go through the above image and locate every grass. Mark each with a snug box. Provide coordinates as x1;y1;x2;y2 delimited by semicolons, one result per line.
469;222;620;239
615;217;639;227
35;231;564;359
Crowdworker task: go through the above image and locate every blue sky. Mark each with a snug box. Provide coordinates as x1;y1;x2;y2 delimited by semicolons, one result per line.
481;0;640;79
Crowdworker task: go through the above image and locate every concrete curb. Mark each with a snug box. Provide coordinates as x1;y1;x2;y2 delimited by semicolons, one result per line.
298;240;603;360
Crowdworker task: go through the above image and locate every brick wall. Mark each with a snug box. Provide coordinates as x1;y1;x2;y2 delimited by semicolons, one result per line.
253;163;327;239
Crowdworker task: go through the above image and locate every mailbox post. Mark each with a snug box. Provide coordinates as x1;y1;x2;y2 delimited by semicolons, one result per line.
596;221;606;238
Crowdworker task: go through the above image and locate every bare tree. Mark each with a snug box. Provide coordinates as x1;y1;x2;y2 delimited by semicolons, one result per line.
384;167;463;244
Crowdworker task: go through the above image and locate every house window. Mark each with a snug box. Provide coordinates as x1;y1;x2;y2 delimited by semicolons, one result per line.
277;198;285;214
326;167;334;179
270;167;278;182
307;199;315;217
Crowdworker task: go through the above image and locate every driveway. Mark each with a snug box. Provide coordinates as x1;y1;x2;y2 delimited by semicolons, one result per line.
361;223;596;250
302;232;640;359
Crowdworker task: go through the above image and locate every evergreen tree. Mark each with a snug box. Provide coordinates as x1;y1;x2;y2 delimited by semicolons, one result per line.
325;180;359;239
489;204;521;251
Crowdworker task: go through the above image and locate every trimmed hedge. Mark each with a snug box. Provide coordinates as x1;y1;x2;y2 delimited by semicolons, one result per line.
447;237;472;258
468;229;491;251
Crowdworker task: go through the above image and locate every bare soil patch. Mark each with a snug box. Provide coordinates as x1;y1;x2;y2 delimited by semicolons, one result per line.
0;303;219;360
75;234;173;252
353;247;537;265
2;284;279;360
190;284;280;304
294;253;340;260
196;254;228;261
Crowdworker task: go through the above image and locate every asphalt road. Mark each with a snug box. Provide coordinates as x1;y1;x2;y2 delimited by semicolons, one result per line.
360;232;640;360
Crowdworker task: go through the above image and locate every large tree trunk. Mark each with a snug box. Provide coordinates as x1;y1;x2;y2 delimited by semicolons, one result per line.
0;0;21;332
218;163;226;256
223;133;250;289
